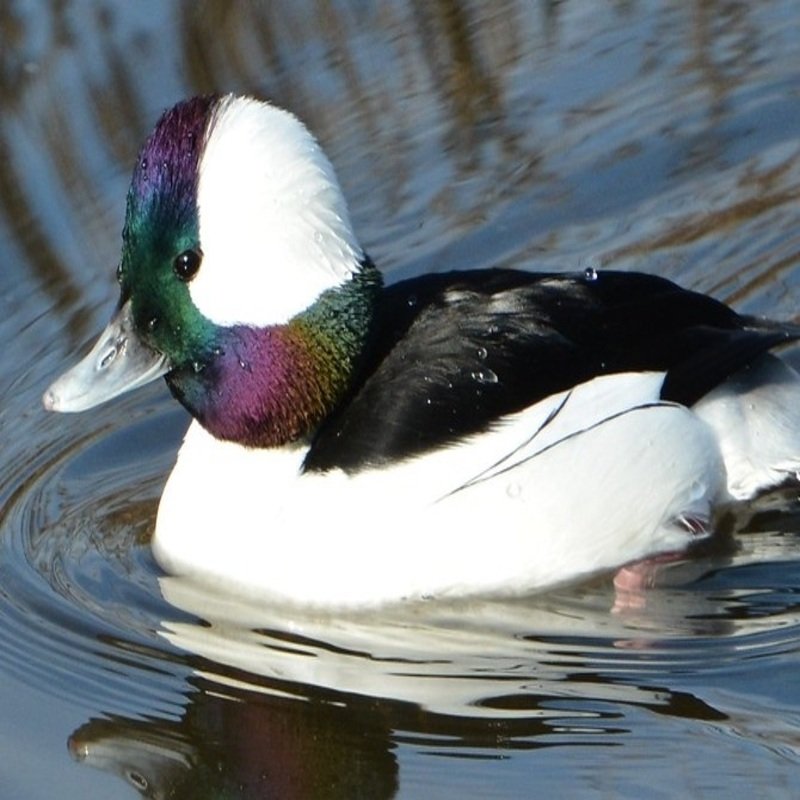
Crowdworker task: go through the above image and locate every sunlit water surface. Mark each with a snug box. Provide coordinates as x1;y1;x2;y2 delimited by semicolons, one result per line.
2;2;800;798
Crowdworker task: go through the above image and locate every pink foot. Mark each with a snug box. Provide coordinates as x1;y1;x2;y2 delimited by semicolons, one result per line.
612;513;711;612
612;551;684;612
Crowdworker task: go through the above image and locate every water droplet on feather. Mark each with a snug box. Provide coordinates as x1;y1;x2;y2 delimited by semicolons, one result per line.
471;369;498;384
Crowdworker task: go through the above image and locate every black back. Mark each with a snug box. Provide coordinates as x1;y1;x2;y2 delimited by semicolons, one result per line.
304;269;799;473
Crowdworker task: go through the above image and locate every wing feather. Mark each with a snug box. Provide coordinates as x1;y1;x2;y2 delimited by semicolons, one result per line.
305;269;799;472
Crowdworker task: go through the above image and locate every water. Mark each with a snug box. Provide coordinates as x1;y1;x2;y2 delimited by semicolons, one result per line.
2;1;800;797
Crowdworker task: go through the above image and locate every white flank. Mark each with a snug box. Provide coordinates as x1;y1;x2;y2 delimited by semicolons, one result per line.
153;371;728;608
191;95;362;326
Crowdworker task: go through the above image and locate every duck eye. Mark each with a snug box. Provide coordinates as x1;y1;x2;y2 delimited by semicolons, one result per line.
173;249;202;282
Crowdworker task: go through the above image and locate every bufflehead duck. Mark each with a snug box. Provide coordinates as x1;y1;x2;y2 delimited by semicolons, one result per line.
44;94;800;607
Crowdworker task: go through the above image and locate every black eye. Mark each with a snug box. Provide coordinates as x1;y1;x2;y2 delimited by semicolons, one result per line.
173;248;202;282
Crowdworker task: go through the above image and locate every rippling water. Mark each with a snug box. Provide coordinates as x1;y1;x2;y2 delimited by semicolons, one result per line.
2;2;800;797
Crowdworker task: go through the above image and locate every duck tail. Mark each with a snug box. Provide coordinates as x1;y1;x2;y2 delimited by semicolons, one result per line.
694;353;800;500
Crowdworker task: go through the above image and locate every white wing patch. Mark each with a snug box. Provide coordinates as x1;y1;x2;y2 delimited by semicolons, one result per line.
445;371;670;495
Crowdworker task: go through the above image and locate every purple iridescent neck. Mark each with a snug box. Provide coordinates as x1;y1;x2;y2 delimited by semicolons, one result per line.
168;325;324;447
165;261;382;448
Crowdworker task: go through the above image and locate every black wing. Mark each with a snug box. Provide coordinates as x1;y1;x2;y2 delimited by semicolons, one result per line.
304;268;799;473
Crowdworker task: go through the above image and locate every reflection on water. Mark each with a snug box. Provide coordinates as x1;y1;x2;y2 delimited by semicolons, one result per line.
71;689;400;799
2;0;800;797
63;548;800;799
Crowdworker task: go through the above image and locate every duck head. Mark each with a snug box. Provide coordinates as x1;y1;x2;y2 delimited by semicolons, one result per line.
44;95;381;447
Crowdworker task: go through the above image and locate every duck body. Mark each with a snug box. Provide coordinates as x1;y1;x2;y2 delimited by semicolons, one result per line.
44;94;800;608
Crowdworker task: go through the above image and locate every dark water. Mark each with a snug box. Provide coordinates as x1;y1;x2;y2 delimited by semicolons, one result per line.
2;1;800;797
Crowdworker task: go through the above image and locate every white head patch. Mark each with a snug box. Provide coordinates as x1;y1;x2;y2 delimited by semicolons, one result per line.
191;95;363;326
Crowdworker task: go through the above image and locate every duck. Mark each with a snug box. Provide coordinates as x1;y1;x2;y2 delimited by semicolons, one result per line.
43;93;800;608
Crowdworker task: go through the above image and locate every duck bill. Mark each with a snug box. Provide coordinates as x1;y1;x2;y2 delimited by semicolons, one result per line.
43;299;170;413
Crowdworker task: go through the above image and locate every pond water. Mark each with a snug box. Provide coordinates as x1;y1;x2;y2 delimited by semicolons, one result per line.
2;1;800;797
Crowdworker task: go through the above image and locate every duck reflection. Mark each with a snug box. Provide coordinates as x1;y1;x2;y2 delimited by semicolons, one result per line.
70;671;399;799
62;550;757;799
66;517;800;800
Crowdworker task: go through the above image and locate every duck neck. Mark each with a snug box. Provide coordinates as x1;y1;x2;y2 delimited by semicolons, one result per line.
167;257;382;448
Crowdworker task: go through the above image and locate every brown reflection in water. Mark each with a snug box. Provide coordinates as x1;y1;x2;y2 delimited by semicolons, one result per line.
170;1;546;236
70;675;400;800
678;0;760;175
611;181;800;258
0;135;86;341
1;0;799;339
410;0;498;154
89;14;152;163
0;5;108;344
607;164;800;306
179;2;235;96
